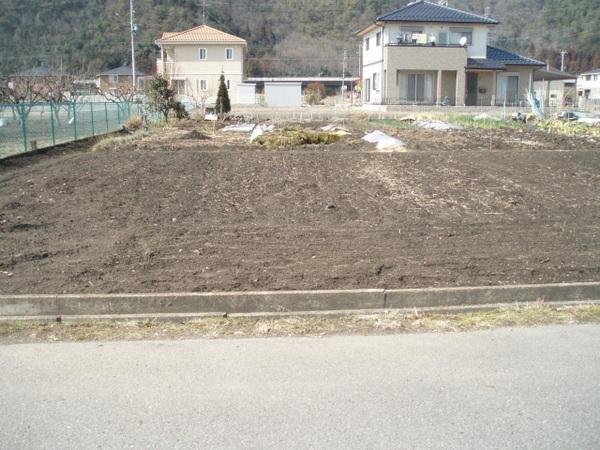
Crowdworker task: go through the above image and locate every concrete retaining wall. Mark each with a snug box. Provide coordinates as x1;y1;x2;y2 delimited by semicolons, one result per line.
1;282;600;317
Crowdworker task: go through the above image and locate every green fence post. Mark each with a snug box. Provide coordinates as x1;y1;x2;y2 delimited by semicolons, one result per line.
20;104;28;152
104;103;109;133
50;103;56;145
72;102;78;140
90;103;95;136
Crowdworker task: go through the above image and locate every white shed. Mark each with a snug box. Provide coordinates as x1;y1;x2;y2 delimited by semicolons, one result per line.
236;83;257;104
265;82;302;107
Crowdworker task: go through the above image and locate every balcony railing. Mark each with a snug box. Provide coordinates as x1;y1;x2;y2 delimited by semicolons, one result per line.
385;43;464;48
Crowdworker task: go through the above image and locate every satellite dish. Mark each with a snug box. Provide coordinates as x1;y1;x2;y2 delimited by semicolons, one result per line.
459;36;468;46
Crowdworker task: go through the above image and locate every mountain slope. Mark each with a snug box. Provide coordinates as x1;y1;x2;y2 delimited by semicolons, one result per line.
1;0;598;77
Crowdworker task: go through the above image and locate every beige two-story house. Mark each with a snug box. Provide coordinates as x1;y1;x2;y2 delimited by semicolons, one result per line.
155;24;247;104
358;1;544;106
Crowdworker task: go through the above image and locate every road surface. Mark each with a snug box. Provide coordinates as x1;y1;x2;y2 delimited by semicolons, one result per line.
1;325;599;449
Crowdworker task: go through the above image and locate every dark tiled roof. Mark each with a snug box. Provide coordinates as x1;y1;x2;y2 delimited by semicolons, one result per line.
378;1;499;24
581;68;600;75
98;66;145;76
486;46;545;66
467;58;506;70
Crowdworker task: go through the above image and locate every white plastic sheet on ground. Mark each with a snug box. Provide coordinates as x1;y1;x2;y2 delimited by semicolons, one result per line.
250;124;276;142
578;117;600;126
204;113;218;121
415;120;463;130
362;130;406;151
320;124;351;136
473;113;499;121
222;123;256;133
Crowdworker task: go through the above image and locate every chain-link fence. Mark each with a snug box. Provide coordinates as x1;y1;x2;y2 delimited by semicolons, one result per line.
0;102;152;158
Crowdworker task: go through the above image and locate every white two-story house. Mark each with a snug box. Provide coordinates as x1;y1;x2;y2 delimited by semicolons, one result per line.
358;1;544;107
155;24;247;104
577;68;600;104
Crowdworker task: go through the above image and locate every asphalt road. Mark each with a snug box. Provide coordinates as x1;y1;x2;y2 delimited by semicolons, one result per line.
1;326;599;449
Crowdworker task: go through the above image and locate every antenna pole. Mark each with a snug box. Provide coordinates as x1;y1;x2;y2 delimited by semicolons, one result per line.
130;0;136;90
202;0;207;24
342;50;347;103
560;50;568;72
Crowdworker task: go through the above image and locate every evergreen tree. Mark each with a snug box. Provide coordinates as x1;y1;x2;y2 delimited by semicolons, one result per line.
215;73;231;118
148;76;188;120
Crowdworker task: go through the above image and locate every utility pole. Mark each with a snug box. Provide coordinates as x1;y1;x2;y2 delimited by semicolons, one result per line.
129;0;136;90
202;0;207;24
560;50;568;72
341;50;347;103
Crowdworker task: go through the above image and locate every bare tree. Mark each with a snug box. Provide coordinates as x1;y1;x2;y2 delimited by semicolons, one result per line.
0;76;47;122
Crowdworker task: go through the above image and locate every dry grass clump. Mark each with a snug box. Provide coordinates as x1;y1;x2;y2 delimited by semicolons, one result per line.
255;126;340;147
537;119;600;137
91;130;151;152
1;304;599;343
126;115;144;131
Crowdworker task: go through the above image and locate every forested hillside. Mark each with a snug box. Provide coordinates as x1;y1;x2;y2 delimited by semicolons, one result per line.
1;0;599;77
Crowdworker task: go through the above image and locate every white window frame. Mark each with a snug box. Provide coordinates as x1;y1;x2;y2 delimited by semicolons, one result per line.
198;48;207;60
372;73;379;91
376;32;382;46
226;79;231;90
365;37;370;51
225;48;234;60
197;79;208;92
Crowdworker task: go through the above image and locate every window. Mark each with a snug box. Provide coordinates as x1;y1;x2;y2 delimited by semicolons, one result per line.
376;32;381;46
585;75;592;81
198;48;207;60
225;48;234;60
197;79;207;91
398;27;424;44
438;31;448;45
172;79;186;96
372;73;378;91
450;28;473;46
497;73;519;104
594;75;599;81
226;79;231;90
109;75;118;83
365;37;370;51
397;71;434;103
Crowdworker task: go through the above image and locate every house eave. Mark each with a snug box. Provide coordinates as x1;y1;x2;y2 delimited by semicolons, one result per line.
355;22;384;37
155;40;247;46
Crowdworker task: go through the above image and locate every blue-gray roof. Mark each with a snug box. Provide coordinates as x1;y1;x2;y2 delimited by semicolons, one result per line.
98;66;145;76
467;47;545;70
486;46;544;66
467;58;506;70
378;1;499;24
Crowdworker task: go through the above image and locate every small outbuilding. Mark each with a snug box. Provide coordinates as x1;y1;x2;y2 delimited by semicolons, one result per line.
237;83;257;104
264;82;302;108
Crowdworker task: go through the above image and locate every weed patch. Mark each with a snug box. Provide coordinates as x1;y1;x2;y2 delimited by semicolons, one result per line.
255;126;340;147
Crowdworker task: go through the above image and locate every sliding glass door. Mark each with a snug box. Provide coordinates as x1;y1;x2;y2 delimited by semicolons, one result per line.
397;72;433;103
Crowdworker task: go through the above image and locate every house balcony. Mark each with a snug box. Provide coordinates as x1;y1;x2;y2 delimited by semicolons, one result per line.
383;44;468;72
156;60;174;76
379;45;468;106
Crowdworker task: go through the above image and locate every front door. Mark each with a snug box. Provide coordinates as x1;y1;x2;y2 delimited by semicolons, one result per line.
466;73;478;106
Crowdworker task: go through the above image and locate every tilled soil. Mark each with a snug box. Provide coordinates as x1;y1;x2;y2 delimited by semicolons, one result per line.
1;125;600;294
